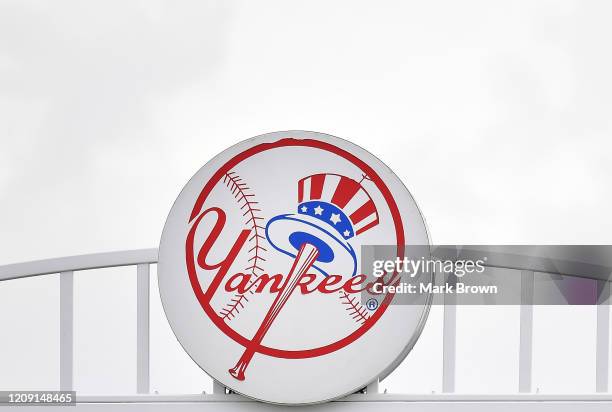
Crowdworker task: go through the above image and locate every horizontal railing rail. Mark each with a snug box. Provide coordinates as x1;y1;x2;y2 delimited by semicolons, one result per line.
0;249;158;281
3;246;610;282
433;245;612;282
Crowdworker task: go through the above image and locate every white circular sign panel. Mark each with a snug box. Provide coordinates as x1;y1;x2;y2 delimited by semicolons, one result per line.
158;131;431;404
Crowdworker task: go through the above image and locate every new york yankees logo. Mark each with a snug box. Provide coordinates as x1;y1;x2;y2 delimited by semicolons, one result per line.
158;131;431;404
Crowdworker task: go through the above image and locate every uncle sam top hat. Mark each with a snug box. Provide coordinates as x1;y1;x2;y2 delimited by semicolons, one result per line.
265;173;379;277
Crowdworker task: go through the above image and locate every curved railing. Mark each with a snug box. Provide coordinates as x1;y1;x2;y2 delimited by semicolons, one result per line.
0;249;158;281
0;247;611;408
0;249;157;394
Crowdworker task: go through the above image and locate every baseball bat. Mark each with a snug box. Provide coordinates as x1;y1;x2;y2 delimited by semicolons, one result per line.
228;242;319;381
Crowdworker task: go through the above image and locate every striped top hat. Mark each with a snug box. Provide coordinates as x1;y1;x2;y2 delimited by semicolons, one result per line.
265;173;379;277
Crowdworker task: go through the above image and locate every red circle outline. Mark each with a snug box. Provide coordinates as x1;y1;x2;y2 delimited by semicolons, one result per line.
185;138;404;359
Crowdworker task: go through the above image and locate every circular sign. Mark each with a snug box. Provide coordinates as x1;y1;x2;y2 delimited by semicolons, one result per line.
158;131;431;404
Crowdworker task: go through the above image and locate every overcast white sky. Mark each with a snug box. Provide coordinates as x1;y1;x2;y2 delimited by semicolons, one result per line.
1;0;611;397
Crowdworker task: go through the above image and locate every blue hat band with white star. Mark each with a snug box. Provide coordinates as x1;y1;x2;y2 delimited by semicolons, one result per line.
297;201;354;240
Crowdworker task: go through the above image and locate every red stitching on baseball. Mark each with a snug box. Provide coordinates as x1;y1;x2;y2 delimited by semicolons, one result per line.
339;291;370;325
219;171;268;321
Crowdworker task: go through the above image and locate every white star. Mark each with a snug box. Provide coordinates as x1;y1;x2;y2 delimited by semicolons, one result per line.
314;205;324;215
343;229;351;237
300;206;308;213
330;213;341;225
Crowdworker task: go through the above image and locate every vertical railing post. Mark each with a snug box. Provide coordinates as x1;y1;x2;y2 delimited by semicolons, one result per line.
60;271;74;391
442;271;457;393
519;270;534;393
137;264;150;394
596;279;610;393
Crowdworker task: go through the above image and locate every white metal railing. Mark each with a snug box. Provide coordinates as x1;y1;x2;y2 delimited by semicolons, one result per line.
433;245;612;395
0;249;157;394
0;247;610;400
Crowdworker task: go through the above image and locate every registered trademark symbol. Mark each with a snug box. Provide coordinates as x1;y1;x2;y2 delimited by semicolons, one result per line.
366;298;379;311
